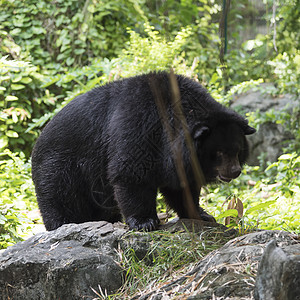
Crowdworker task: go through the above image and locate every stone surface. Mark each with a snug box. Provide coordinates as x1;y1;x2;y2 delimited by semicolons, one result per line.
231;84;299;165
254;239;300;300
135;230;300;300
0;220;299;300
0;221;128;300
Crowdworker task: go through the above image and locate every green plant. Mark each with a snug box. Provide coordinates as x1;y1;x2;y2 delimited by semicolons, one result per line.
0;56;55;155
276;0;300;55
27;59;110;132
145;0;222;83
204;153;300;234
114;24;196;77
267;51;300;95
0;149;39;248
266;153;300;196
0;205;25;248
0;0;147;69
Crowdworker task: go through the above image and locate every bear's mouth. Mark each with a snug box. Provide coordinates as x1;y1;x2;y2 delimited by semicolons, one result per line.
217;174;232;183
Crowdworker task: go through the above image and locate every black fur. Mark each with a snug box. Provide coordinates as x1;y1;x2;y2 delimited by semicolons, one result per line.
31;72;255;231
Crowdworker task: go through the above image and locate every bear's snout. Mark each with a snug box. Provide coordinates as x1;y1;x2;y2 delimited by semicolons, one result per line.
216;153;242;182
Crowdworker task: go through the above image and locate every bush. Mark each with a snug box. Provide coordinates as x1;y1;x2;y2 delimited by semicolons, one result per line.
203;153;300;234
0;150;39;248
0;0;147;69
0;56;55;156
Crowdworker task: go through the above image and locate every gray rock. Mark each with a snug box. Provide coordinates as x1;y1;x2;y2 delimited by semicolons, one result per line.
254;239;300;300
0;221;128;300
1;220;299;300
0;219;214;300
231;84;297;113
136;230;299;300
231;84;299;165
246;122;292;166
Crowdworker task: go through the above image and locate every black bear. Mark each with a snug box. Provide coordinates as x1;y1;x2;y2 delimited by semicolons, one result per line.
31;72;256;231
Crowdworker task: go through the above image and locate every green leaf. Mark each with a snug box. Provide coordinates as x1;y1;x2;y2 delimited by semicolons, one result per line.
13;19;24;27
66;57;75;66
217;209;238;219
12;74;22;83
74;48;85;55
265;163;277;172
12;113;18;123
0;136;8;149
246;200;277;214
11;84;25;90
0;214;7;224
278;154;294;160
56;53;66;61
5;96;18;101
10;28;22;36
20;77;32;84
88;4;95;13
0;113;8;121
32;27;46;35
210;72;219;84
61;43;71;53
81;23;88;33
6;131;19;138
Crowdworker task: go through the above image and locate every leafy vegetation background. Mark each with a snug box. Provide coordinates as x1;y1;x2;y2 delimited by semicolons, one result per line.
0;0;299;249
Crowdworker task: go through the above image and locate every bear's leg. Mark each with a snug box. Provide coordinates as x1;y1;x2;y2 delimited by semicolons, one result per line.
37;197;70;231
113;184;159;231
90;188;123;223
160;187;216;223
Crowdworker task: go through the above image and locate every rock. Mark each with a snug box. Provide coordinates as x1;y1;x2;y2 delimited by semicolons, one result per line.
254;239;300;300
231;83;299;165
0;221;128;300
135;230;299;300
0;220;299;300
0;219;213;300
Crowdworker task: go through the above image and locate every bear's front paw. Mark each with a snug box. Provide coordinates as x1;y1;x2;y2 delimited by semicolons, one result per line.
199;209;217;223
126;216;160;231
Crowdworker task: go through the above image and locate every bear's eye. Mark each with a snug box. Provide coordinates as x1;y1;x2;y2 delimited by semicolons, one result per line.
216;151;223;157
211;151;223;161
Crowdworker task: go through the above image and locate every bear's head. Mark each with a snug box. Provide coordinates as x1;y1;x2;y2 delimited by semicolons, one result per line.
193;122;256;184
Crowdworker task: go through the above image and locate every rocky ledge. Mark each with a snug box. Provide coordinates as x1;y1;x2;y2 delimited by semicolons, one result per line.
0;220;299;300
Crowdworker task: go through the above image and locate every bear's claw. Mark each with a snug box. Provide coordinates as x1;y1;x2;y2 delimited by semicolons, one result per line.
126;216;160;231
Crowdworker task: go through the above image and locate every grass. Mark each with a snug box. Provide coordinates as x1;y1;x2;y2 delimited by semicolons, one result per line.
93;225;236;300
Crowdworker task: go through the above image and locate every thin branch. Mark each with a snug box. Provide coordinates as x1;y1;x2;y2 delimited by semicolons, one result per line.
272;0;278;53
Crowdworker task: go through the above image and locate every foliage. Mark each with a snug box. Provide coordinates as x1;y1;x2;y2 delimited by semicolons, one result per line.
229;36;300;95
276;0;300;54
0;205;24;249
0;56;55;156
0;149;38;248
222;0;300;94
202;153;300;234
148;0;222;83
112;24;197;77
0;0;147;68
267;51;300;95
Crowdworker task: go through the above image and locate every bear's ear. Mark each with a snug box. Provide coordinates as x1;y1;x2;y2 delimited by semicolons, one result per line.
193;126;210;139
243;125;256;135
